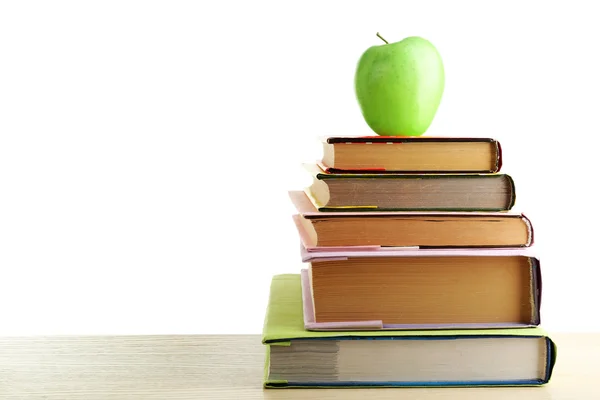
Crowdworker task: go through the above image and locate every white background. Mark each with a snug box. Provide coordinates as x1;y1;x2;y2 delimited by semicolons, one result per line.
0;1;598;335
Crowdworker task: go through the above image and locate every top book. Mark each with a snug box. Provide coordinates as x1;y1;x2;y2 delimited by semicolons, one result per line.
319;136;502;173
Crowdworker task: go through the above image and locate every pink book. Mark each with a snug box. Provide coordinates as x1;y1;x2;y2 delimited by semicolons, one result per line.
289;190;534;251
300;242;538;262
300;246;542;331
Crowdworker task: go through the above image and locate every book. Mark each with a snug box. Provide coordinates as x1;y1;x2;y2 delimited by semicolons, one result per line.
304;164;516;211
263;274;556;388
290;190;533;249
319;136;502;173
299;247;541;330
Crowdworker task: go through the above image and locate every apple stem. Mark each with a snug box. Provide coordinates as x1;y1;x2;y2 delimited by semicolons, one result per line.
376;32;388;44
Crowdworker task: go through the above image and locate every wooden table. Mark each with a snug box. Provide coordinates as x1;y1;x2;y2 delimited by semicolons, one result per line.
0;333;596;399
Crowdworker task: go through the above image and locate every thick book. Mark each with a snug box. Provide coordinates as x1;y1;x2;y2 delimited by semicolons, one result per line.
304;164;516;212
299;246;541;330
319;136;502;173
263;274;557;388
290;190;533;249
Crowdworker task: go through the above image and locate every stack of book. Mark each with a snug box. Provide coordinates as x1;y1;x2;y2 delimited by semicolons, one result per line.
262;136;557;388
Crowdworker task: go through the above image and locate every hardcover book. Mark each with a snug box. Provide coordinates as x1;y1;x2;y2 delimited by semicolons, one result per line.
319;136;502;173
304;164;516;212
263;274;557;388
290;190;533;249
299;246;541;330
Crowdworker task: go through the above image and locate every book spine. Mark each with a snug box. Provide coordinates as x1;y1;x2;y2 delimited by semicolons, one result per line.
521;213;535;246
494;140;503;173
533;257;543;326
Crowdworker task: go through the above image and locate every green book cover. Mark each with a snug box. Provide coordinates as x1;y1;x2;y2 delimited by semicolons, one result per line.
262;274;557;388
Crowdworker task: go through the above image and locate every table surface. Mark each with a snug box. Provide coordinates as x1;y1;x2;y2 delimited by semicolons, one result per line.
0;333;596;399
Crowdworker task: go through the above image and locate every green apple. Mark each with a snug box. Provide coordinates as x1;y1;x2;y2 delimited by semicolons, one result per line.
355;33;445;136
